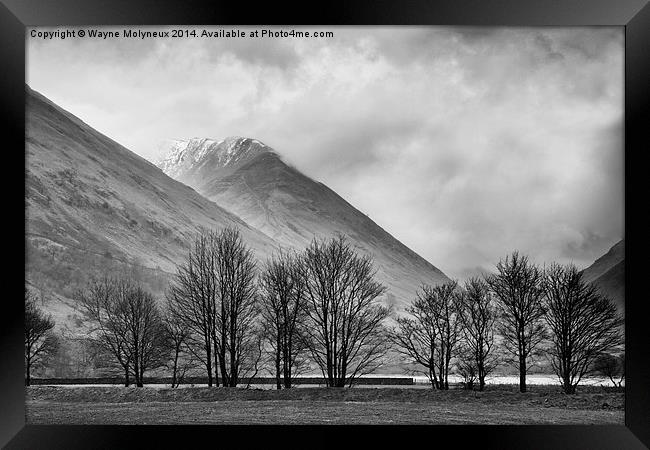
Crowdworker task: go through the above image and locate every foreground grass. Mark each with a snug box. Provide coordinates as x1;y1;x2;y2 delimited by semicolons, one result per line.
25;385;624;425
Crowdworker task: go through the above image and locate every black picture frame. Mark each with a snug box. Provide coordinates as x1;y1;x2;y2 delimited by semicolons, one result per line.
2;0;648;448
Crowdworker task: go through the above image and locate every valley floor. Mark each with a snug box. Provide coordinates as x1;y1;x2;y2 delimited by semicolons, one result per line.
25;385;623;425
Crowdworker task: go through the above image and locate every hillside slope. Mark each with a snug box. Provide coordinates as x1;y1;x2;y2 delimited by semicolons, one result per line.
26;88;450;338
25;87;279;329
581;240;625;313
158;137;450;306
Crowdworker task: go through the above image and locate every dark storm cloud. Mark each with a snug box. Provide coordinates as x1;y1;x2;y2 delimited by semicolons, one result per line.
27;26;624;278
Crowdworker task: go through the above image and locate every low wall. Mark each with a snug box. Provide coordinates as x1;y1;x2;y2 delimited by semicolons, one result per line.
30;376;414;386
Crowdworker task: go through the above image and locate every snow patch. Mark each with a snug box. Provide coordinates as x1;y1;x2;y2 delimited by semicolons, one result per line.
158;136;272;177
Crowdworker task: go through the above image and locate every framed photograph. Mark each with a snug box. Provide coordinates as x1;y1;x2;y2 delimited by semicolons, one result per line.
2;0;648;448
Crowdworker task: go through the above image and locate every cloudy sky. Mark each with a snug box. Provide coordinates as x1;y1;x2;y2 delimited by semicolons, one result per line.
27;26;624;279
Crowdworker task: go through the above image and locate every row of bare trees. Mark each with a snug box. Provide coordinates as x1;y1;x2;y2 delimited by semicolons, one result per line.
166;228;260;387
26;228;623;394
542;262;623;394
73;278;168;386
390;252;624;394
391;278;497;391
258;250;308;389
63;229;390;389
166;231;391;388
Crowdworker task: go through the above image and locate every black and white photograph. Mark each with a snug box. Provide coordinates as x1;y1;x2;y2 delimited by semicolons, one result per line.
23;25;625;426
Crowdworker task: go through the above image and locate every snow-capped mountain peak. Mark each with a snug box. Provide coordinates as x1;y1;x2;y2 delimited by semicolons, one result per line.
157;136;272;180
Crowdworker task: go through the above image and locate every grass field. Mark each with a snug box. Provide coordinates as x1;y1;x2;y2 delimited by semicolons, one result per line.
25;385;624;425
26;386;624;425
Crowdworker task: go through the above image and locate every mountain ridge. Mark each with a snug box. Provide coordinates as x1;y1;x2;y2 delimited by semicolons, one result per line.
157;136;450;303
157;136;275;184
26;87;450;339
25;87;280;330
581;239;624;312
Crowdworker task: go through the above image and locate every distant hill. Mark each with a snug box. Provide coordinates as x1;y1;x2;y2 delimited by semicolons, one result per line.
25;87;279;331
581;240;624;313
26;87;450;337
158;136;450;306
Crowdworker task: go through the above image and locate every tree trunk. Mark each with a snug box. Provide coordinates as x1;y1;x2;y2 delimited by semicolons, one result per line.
478;359;486;391
282;337;291;389
563;373;574;394
428;366;436;389
171;351;178;388
219;353;228;387
429;361;439;390
229;307;238;387
229;349;237;388
134;357;142;387
205;342;213;387
211;339;220;387
283;364;292;389
124;366;130;387
519;356;527;393
25;359;31;386
220;301;228;387
219;331;228;387
341;358;348;388
275;346;282;390
325;325;333;387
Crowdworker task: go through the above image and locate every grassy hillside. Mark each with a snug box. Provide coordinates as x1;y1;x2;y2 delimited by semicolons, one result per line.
25;87;280;336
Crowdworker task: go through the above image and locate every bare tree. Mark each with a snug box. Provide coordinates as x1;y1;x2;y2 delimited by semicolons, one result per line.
47;327;93;378
485;251;546;393
71;335;102;378
456;278;498;391
243;327;265;389
76;277;166;387
391;313;438;388
593;353;624;388
25;289;58;385
302;235;391;387
161;305;196;388
213;227;259;387
167;231;219;386
168;227;260;388
75;278;132;385
617;353;625;387
391;281;460;390
456;350;478;390
543;263;624;394
259;250;309;389
428;282;461;390
124;286;167;387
